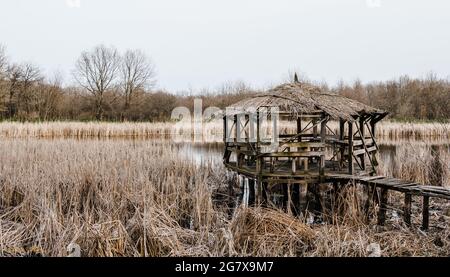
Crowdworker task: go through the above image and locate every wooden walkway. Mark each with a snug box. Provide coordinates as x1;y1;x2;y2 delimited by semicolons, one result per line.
326;174;450;230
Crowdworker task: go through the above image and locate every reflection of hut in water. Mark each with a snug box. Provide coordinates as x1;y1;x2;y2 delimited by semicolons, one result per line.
223;80;388;213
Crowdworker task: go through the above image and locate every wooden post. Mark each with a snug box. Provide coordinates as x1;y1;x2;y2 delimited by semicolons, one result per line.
320;119;327;181
348;122;354;175
299;183;308;215
404;193;412;226
339;120;345;169
364;184;373;221
422;196;430;230
223;116;227;143
292;158;297;174
359;117;366;171
249;179;255;206
313;119;318;139
243;177;249;208
234;115;241;142
370;118;377;171
378;188;388;226
287;182;292;215
244;114;250;143
234;114;239;143
296;117;302;168
255;157;263;205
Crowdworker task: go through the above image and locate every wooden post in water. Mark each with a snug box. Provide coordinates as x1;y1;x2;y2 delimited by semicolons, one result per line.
422;196;430;230
378;188;388;226
404;193;412;226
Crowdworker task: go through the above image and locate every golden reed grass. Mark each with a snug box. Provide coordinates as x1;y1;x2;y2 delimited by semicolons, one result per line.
0;139;449;257
0;121;449;142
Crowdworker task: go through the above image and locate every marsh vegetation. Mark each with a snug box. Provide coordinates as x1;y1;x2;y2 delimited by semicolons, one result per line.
0;122;449;257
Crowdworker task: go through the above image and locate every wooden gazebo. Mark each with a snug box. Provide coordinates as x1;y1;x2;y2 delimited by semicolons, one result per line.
223;81;388;213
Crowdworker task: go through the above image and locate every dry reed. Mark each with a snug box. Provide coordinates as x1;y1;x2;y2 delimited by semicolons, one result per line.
0;138;449;257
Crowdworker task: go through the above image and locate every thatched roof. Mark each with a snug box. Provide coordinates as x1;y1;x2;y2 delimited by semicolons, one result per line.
227;83;387;122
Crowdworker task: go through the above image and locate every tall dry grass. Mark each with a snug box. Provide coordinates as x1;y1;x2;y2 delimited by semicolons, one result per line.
0;121;449;142
0;139;449;257
378;144;450;188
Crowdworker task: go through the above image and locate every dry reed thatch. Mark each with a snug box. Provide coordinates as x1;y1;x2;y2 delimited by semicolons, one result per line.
228;83;386;122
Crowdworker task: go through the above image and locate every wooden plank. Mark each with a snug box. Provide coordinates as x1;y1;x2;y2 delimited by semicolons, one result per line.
404;193;412;226
260;151;325;158
280;142;325;148
353;146;377;156
352;139;375;147
359;176;386;182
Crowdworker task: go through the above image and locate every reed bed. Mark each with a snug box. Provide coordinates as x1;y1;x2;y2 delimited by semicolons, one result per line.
0;139;449;257
377;144;450;188
0;121;449;142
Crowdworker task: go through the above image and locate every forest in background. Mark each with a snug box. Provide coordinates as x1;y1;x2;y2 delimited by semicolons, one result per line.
1;44;449;122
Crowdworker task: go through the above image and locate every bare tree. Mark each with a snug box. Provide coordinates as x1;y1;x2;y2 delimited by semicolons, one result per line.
4;62;42;118
73;45;120;120
121;49;156;114
0;45;7;75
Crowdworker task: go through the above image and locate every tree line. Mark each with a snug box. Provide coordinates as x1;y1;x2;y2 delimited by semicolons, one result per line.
0;44;449;122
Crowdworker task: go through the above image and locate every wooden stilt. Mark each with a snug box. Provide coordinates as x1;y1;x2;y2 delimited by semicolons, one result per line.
299;183;308;215
249;179;255;206
287;182;292;214
364;184;373;221
378;188;388;226
422;196;430;230
404;193;412;226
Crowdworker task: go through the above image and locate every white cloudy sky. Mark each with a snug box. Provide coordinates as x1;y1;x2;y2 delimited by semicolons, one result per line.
0;0;449;91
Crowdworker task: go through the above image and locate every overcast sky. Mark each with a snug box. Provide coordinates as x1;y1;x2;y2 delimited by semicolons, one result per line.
0;0;449;92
